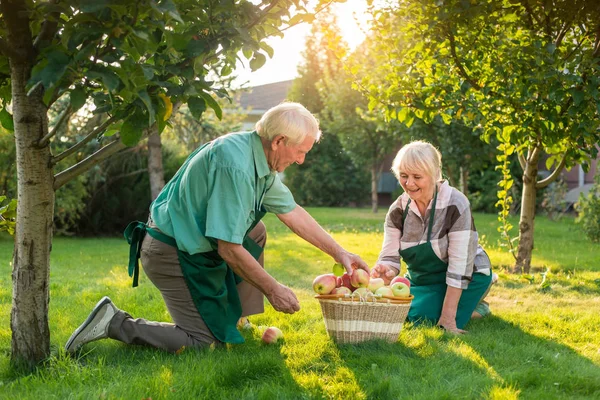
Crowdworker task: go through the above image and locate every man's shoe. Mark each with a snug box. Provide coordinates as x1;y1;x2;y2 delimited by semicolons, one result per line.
65;296;118;353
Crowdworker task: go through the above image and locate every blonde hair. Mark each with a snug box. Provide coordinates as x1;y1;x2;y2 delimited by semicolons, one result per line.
392;140;443;182
256;102;321;144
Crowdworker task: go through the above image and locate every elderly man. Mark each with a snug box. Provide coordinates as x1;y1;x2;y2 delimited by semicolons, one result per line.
66;102;369;353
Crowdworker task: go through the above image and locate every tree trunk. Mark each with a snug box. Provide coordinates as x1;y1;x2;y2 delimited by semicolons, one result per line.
10;59;54;368
460;166;469;196
147;126;165;200
371;164;379;213
514;148;540;274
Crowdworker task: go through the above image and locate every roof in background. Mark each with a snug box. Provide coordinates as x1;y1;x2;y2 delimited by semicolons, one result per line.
238;80;294;112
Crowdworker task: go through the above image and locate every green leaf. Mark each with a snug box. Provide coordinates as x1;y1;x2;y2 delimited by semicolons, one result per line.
249;53;267;71
572;90;584;107
199;92;222;120
87;67;121;91
397;107;409;123
187;97;207;120
70;87;87;111
120;109;148;146
158;0;184;23
0;108;14;132
137;90;156;126
186;39;209;58
80;0;108;13
31;50;70;89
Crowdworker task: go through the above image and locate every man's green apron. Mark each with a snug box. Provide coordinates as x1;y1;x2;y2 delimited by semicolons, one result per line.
400;187;492;329
123;145;272;344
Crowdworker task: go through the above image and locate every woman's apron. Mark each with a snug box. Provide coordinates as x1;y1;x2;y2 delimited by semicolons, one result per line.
400;187;492;329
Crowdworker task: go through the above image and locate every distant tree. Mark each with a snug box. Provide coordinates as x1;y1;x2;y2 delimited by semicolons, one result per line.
320;37;402;213
286;10;369;206
365;0;600;272
0;0;340;368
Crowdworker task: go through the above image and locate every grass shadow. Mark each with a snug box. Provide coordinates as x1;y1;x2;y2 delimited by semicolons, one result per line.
335;315;600;399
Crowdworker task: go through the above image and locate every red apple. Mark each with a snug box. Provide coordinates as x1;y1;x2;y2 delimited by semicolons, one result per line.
390;276;411;287
261;327;283;344
337;273;353;290
313;274;337;294
350;269;370;288
391;281;411;297
367;278;385;292
331;286;352;295
375;286;394;297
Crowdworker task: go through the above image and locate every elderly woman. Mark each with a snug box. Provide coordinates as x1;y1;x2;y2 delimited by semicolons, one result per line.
372;140;494;333
66;102;369;353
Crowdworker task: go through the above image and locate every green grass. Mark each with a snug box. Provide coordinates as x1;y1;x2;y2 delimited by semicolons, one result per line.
1;208;599;399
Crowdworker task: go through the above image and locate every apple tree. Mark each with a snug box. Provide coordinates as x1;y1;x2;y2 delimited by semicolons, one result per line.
364;0;600;272
0;0;338;368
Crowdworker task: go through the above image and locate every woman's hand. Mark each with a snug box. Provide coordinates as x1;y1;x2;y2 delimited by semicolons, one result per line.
370;264;398;285
437;316;467;334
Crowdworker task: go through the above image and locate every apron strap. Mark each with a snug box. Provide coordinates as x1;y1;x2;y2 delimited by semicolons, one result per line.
124;221;146;287
124;221;177;287
427;185;438;242
401;184;439;242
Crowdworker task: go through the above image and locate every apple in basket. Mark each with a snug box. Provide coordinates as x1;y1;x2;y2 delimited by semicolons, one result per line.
337;273;353;290
313;274;337;294
350;269;370;288
261;327;283;344
331;286;352;295
390;276;411;287
391;281;411;297
367;278;385;292
375;286;394;298
352;287;371;297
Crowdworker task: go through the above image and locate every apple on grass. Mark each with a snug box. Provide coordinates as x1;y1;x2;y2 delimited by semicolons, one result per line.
350;269;370;288
391;281;411;297
312;274;337;294
374;286;394;298
390;276;411;287
331;286;352;295
261;327;283;344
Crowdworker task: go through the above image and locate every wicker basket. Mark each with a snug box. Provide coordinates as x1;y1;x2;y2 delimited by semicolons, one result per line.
315;293;413;343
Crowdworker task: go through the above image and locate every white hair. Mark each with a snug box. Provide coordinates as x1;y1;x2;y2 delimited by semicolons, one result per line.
392;140;443;182
255;102;321;144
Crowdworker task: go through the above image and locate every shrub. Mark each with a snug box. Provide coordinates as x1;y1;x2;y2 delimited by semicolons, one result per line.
575;172;600;242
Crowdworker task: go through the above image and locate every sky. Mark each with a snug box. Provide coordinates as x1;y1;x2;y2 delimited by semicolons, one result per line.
233;1;372;88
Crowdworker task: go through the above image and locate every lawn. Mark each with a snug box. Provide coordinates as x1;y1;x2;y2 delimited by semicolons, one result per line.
0;208;599;399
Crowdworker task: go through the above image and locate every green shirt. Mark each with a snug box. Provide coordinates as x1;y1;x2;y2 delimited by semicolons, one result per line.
150;131;296;255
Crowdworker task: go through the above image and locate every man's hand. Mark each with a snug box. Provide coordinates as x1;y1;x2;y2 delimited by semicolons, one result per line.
370;264;398;285
265;283;300;314
337;251;370;275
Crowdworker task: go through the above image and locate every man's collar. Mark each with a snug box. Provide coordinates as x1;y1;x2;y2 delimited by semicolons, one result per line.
251;131;272;178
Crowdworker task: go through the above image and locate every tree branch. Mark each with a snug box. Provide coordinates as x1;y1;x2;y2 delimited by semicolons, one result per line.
51;115;119;165
54;138;127;190
593;23;600;58
33;0;61;51
521;0;543;29
536;151;567;189
518;152;526;171
447;29;482;91
38;105;72;147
